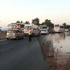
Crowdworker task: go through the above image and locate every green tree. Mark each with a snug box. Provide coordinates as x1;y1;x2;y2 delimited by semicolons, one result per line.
20;21;23;23
63;23;66;28
25;21;30;24
16;21;23;23
16;21;21;23
45;19;51;26
32;18;39;25
42;19;54;29
66;25;70;29
50;23;54;28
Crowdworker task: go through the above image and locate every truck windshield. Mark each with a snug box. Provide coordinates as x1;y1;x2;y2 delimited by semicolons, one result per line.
42;27;47;28
24;26;32;30
8;30;15;33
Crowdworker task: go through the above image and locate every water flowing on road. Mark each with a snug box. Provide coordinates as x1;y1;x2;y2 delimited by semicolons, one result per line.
38;32;70;70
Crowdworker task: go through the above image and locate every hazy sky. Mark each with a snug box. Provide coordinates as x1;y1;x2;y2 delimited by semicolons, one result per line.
0;0;70;29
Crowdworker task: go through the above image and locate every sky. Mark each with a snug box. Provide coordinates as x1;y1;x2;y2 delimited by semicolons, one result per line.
0;0;70;29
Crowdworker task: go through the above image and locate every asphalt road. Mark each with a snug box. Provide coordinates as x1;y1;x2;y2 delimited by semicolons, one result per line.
0;37;50;70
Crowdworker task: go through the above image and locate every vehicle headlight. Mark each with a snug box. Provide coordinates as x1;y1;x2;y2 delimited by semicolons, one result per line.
7;33;9;35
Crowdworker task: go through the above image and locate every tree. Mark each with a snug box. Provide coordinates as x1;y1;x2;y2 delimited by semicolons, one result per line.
50;23;54;28
42;19;54;28
45;19;51;26
20;21;23;23
66;25;70;29
25;21;30;24
16;21;23;23
63;23;66;28
32;18;39;25
16;21;21;23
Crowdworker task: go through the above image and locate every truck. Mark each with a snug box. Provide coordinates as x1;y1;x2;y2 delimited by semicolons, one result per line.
54;25;64;33
6;23;25;40
24;24;41;36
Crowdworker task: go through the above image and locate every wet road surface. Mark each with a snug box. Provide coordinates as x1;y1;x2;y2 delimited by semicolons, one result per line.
38;32;70;70
0;37;50;70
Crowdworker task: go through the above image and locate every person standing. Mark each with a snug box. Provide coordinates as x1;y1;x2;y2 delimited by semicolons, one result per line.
28;28;32;41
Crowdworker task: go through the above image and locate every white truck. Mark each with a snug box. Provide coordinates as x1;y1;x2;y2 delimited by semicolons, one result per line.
6;23;25;40
54;25;64;33
24;24;40;36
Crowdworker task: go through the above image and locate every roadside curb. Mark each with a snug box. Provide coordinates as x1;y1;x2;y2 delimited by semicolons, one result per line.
37;37;51;70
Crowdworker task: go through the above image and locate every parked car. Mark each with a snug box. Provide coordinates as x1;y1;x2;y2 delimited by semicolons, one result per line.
6;29;24;40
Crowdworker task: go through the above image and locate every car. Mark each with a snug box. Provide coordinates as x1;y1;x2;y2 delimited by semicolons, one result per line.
39;25;49;35
6;29;24;40
65;29;69;32
41;29;49;34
